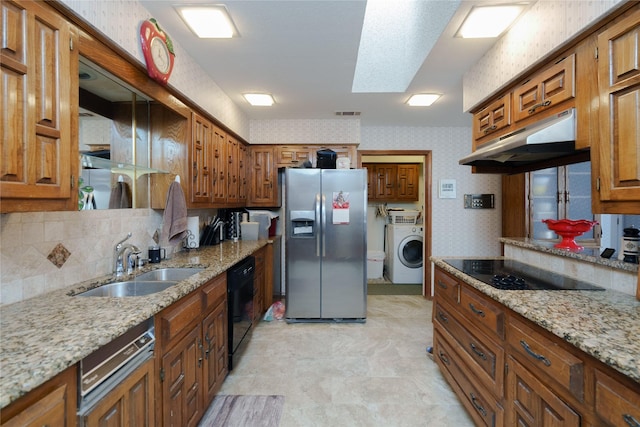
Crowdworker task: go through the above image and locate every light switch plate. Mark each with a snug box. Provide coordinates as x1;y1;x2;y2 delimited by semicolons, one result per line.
439;179;456;199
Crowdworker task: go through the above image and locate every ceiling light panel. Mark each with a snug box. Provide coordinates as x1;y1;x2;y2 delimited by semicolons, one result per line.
457;5;527;38
176;5;238;38
243;94;275;106
407;94;441;107
352;0;460;93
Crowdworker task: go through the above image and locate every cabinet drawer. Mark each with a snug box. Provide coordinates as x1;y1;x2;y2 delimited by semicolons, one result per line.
508;316;584;402
158;292;201;345
434;268;459;305
434;331;503;427
434;302;503;396
595;369;640;427
460;286;505;340
201;274;226;313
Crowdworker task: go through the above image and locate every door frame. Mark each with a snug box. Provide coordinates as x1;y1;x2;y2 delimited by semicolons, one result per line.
357;150;433;299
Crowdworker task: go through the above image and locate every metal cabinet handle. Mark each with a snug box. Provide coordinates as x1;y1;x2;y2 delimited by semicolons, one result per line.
468;303;485;317
437;280;448;289
438;351;450;366
623;414;640;427
198;338;204;367
204;333;213;359
527;99;551;114
470;343;487;360
470;393;487;417
437;311;449;323
520;340;551;366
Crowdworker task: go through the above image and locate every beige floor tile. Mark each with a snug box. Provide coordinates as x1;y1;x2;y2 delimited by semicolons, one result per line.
215;295;474;426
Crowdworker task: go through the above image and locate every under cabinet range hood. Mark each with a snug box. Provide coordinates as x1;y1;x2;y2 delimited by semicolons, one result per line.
460;108;581;169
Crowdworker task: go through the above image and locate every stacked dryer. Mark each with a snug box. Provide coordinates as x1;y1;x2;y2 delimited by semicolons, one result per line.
384;224;424;284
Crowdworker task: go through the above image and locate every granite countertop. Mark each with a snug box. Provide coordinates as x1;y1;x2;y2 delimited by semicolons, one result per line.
431;257;640;384
0;240;268;409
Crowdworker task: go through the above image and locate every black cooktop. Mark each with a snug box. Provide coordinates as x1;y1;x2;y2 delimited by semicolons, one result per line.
443;259;604;291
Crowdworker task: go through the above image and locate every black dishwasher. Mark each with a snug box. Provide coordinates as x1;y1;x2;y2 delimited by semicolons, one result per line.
227;256;255;370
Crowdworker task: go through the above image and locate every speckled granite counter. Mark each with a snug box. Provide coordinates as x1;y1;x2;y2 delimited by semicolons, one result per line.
431;257;640;384
0;240;267;409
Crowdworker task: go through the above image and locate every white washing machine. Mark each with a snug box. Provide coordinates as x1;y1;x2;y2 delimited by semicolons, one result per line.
385;224;424;284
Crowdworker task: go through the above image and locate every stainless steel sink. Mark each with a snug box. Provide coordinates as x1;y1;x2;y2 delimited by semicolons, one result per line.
76;280;179;297
136;267;204;281
75;268;205;297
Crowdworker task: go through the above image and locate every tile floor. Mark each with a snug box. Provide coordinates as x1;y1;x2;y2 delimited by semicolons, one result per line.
213;295;474;426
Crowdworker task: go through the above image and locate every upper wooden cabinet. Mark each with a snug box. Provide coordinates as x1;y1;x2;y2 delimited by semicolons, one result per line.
276;145;314;167
592;5;640;214
0;0;79;213
472;93;511;144
512;54;575;123
191;113;213;204
248;146;279;207
364;163;419;202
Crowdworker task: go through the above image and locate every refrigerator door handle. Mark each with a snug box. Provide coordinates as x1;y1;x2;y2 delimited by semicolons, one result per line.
321;193;326;257
315;193;321;257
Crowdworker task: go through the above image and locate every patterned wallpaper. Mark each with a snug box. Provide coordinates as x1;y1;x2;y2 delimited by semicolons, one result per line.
463;0;621;110
250;119;361;145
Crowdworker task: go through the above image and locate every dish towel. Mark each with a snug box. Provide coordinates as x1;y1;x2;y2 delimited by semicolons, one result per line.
162;181;188;246
108;182;132;209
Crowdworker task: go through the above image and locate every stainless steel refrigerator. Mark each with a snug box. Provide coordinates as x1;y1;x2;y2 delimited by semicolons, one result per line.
285;168;367;322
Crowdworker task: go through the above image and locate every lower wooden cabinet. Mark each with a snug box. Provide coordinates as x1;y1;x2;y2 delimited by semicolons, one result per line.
155;273;228;426
80;358;155;427
0;366;76;427
433;265;640;427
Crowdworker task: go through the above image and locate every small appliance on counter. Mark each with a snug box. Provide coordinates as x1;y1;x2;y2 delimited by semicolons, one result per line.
316;148;337;169
622;226;639;264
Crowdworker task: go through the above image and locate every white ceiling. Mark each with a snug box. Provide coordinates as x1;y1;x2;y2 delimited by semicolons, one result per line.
138;0;506;127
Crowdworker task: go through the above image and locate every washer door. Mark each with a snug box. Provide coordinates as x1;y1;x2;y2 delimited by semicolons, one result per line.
398;235;423;268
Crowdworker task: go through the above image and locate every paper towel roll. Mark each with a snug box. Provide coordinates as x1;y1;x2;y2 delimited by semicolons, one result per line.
184;216;200;249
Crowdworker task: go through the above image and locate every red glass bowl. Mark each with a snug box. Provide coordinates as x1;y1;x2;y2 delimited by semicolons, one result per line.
542;219;598;251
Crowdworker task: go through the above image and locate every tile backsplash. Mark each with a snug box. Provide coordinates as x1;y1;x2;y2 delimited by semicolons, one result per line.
0;209;163;305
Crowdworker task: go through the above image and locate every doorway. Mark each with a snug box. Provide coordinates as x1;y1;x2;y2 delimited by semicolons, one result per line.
357;150;433;299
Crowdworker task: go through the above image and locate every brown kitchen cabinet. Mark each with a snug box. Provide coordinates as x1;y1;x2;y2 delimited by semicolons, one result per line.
512;54;575;123
79;358;155;427
226;135;240;204
253;246;266;323
472;93;512;145
0;366;77;426
0;0;79;213
155;274;228;426
433;265;640;427
276;145;315;167
364;163;420;202
248;146;280;207
592;5;640;214
191;113;213;204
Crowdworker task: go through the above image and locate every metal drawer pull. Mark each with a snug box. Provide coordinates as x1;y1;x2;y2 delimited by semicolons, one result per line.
468;303;485;317
437;311;449;323
438;351;450;366
520;340;551;366
470;343;487;360
527;99;551;114
437;280;448;289
470;393;487;417
623;414;640;427
483;125;497;134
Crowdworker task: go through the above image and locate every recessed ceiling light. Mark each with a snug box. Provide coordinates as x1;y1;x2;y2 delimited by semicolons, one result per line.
457;4;527;38
243;94;275;106
176;5;238;38
407;94;441;107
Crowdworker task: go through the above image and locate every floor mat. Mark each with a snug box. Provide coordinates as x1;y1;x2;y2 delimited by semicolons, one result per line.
199;395;285;427
367;283;422;295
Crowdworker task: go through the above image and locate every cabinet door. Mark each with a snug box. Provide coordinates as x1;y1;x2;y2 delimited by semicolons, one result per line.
237;143;248;203
160;326;202;427
253;246;266;323
248;146;279;206
226;135;239;204
595;6;640;210
374;164;396;199
396;164;419;201
594;369;640;427
191;113;212;204
1;366;76;427
513;54;575;123
202;301;227;407
1;0;77;211
506;356;580;427
81;358;155;427
211;126;227;205
473;93;511;143
275;145;314;167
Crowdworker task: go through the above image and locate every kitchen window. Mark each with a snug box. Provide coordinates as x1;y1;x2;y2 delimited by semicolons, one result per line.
529;161;600;246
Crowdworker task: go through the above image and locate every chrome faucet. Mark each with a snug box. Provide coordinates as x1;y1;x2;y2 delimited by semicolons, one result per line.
113;233;141;277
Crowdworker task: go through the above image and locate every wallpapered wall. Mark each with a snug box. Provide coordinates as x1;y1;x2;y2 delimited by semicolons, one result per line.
463;0;621;110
